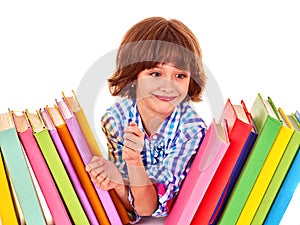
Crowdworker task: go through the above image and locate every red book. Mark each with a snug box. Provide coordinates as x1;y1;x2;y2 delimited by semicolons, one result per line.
190;99;253;225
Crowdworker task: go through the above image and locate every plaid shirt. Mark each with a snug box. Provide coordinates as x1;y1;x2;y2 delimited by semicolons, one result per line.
101;97;206;221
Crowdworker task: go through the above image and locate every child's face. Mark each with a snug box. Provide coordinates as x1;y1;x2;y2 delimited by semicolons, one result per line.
136;63;190;118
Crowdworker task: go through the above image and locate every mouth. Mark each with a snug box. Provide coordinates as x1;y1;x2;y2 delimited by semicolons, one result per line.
153;94;177;102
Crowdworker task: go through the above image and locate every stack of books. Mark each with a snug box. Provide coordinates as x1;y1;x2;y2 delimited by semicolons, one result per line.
0;92;299;225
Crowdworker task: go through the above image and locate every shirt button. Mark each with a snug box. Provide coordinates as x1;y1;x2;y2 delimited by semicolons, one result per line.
152;134;157;140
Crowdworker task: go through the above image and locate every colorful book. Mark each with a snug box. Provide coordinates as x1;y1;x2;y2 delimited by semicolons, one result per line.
0;111;46;225
62;90;130;225
278;182;300;225
56;98;123;225
39;108;99;225
0;150;18;225
210;100;258;224
236;99;293;224
251;109;300;224
165;119;230;225
25;110;91;225
46;105;111;225
62;90;103;157
294;110;300;123
190;99;253;225
12;111;72;225
22;150;54;225
264;113;300;225
218;93;282;225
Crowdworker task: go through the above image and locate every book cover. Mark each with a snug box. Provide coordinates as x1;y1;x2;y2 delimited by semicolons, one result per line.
251;109;300;224
209;100;258;225
264;113;300;225
12;111;72;225
0;111;46;225
39;108;99;225
278;182;300;225
236;99;293;224
62;90;130;225
56;98;123;225
26;110;91;225
22;150;54;225
0;150;18;225
46;105;111;225
294;110;300;123
218;93;282;225
190;98;253;225
165;119;230;225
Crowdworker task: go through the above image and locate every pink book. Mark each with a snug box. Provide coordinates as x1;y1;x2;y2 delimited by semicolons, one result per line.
165;119;230;225
56;98;123;225
39;108;100;225
12;111;72;225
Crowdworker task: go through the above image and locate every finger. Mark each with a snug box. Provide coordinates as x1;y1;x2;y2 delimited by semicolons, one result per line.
124;132;142;145
125;124;144;137
85;159;104;172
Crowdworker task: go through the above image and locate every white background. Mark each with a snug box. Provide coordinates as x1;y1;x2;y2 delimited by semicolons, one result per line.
0;1;299;223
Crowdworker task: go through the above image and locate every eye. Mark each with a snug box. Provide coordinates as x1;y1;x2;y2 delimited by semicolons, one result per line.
150;72;161;77
176;73;187;79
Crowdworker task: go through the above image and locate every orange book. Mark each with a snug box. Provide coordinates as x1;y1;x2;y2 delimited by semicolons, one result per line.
46;105;110;225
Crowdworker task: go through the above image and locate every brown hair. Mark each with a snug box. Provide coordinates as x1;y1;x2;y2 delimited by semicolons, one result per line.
108;16;207;102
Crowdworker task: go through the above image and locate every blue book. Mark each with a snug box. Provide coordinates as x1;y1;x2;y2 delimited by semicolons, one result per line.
264;147;300;224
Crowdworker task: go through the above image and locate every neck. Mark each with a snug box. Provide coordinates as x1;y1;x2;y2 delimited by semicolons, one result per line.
137;103;168;136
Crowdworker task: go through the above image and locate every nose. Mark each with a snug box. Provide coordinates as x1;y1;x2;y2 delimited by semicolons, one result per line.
159;76;176;93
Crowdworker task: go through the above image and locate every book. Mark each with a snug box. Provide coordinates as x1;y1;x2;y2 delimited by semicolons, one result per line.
165;119;230;225
251;109;300;224
62;90;130;225
39;108;99;225
236;99;293;224
0;150;18;225
218;93;282;225
294;110;300;123
278;182;300;225
12;111;72;225
46;105;111;225
209;100;258;224
22;150;54;225
25;110;91;225
190;98;253;225
264;113;300;225
56;98;123;225
0;111;46;225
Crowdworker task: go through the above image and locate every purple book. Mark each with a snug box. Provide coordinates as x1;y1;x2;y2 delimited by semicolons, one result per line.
56;98;123;225
40;108;100;225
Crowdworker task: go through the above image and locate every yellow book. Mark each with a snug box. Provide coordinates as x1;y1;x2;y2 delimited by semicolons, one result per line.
236;97;294;225
0;151;18;225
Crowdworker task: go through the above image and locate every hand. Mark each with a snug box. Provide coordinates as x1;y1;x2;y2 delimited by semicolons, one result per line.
86;156;124;191
123;121;144;152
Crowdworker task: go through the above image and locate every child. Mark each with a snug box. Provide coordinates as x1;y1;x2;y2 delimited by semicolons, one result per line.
86;16;207;223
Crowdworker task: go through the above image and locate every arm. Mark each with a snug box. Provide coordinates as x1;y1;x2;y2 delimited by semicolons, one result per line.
122;122;158;216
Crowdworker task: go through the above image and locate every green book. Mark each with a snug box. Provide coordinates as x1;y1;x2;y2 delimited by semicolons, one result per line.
251;110;300;224
218;93;282;225
0;112;46;225
26;110;90;225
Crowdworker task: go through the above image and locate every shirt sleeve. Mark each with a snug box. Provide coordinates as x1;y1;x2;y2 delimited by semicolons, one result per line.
101;111;128;180
147;124;206;217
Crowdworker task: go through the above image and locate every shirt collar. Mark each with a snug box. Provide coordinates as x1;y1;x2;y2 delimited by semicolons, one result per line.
131;100;181;139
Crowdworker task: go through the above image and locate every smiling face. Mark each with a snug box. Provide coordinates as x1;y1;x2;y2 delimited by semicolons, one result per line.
136;63;191;120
